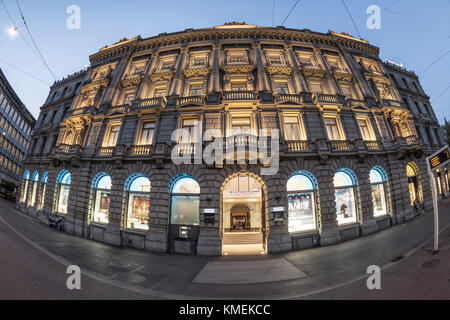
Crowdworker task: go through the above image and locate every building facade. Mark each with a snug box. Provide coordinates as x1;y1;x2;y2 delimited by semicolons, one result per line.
0;68;35;198
17;24;449;255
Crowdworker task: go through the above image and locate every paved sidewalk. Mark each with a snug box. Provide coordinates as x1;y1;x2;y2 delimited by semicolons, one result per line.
0;197;449;299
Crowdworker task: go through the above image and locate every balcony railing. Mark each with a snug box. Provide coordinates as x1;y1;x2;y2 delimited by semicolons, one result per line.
108;104;128;114
177;96;205;106
175;143;197;155
223;91;258;101
364;140;382;150
316;94;345;104
285;140;312;152
129;145;153;156
132;97;165;109
226;134;259;149
65;106;94;118
56;144;82;155
225;57;250;65
96;146;115;156
394;135;419;147
275;93;302;103
330;140;352;151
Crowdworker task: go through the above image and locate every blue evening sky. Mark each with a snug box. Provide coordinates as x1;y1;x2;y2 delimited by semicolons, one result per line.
1;0;449;123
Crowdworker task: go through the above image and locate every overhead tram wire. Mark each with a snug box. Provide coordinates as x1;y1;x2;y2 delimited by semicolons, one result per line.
0;57;51;86
281;0;300;27
340;0;361;39
15;0;58;81
418;50;450;75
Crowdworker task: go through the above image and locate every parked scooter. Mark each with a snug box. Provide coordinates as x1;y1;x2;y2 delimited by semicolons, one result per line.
48;215;64;231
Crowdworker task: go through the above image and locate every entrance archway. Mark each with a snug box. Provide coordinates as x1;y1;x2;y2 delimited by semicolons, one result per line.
221;172;268;255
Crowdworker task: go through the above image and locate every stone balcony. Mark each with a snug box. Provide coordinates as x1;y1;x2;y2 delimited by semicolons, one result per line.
107;104;129;114
65;106;95;118
299;63;326;79
330;67;353;82
131;97;166;110
177;96;206;107
222;91;258;101
121;73;144;87
315;93;346;105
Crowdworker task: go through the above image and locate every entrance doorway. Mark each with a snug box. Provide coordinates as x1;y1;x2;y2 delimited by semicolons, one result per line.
221;173;267;255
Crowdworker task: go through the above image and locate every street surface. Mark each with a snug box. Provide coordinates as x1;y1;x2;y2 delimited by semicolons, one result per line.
0;197;449;299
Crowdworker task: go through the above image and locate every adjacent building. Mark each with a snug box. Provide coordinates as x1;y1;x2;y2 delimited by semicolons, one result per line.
17;23;449;255
0;68;35;198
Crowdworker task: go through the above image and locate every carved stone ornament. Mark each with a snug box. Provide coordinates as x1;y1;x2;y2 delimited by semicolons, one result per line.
301;65;326;79
265;65;293;76
121;74;144;87
150;71;175;82
221;64;255;74
183;67;211;78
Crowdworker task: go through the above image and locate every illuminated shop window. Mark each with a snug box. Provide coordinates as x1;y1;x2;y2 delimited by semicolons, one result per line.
92;174;112;224
334;169;358;225
287;171;318;232
170;176;200;225
370;167;388;217
30;171;39;207
38;172;48;210
56;170;71;214
21;170;30;203
406;162;419;206
126;174;150;230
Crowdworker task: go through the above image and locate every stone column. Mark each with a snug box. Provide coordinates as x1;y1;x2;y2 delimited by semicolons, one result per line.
317;166;340;245
208;43;221;93
285;45;308;92
104;169;126;246
169;47;187;96
253;44;269;92
387;155;413;223
356;162;378;235
136;55;156;99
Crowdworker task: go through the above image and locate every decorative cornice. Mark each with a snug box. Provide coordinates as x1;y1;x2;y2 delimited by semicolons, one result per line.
121;74;144;87
265;65;293;76
221;64;255;73
183;67;211;78
149;71;175;82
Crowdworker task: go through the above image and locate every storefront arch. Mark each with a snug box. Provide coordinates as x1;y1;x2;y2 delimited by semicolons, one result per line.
286;171;318;232
220;172;268;255
406;161;421;206
91;173;112;224
334;168;358;225
124;173;151;230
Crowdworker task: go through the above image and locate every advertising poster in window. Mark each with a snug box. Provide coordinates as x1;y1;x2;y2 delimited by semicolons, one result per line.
288;192;314;232
371;184;386;216
58;185;70;213
130;195;149;224
99;192;110;213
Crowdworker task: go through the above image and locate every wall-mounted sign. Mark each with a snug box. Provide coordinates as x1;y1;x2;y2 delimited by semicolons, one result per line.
203;209;215;224
203;208;215;214
272;206;285;212
427;145;450;171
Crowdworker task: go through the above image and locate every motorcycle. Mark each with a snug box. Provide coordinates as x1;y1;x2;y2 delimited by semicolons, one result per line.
48;215;64;231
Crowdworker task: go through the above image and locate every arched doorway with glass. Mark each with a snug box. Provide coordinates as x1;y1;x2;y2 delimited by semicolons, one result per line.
125;174;151;230
21;170;30;203
221;172;267;255
56;170;71;214
334;169;358;225
91;173;112;224
406;162;420;207
29;171;39;207
169;175;200;254
38;172;48;211
286;171;318;233
370;166;389;217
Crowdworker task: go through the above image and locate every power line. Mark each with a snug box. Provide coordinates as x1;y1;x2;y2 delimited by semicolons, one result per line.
281;0;300;26
0;57;51;86
418;51;450;75
431;85;450;103
15;0;58;80
340;0;361;38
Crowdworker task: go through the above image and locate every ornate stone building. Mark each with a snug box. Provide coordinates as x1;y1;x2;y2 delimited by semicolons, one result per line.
0;68;35;197
17;24;449;255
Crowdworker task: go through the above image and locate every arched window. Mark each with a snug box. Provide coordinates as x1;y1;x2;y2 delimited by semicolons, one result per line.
92;173;112;224
56;170;71;214
170;176;200;225
334;169;358;225
38;172;48;210
125;174;150;230
286;171;318;232
21;170;30;203
30;171;39;207
406;162;419;206
370;167;388;217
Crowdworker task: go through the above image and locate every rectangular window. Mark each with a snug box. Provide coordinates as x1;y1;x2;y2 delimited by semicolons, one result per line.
105;124;120;146
123;93;135;105
231;116;252;135
189;84;203;96
170;195;200;225
275;82;289;94
268;55;282;64
357;118;374;140
231;82;247;91
284;116;303;140
324;117;342;140
180;118;199;143
138;122;155;145
153;87;166;97
335;187;357;225
310;83;322;93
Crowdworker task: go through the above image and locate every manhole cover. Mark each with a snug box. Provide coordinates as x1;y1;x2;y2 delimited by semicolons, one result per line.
113;273;146;284
421;259;441;268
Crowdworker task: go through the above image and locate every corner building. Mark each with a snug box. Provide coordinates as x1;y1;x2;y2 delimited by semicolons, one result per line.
18;24;449;255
